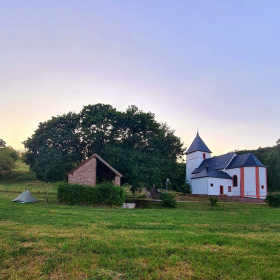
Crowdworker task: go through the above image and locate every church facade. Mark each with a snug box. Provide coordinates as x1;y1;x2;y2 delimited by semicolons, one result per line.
186;133;267;198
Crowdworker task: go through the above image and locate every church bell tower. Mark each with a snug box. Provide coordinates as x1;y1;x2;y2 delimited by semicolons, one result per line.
186;133;211;184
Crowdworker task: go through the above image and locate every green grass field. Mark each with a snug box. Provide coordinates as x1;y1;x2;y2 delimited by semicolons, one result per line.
1;190;280;279
0;161;54;194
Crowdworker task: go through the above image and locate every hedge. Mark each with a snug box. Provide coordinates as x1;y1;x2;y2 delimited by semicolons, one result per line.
57;181;125;206
264;192;280;207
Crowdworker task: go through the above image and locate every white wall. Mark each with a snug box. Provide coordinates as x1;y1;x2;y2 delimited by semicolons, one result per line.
186;151;211;184
192;178;208;194
192;177;233;195
244;167;256;197
208;178;233;196
225;168;240;196
259;167;267;198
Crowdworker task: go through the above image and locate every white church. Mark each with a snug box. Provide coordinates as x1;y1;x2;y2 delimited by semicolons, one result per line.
186;133;267;198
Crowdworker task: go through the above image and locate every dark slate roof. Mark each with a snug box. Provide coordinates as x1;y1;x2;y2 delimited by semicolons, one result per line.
191;168;233;180
226;153;266;169
186;133;211;154
192;153;235;174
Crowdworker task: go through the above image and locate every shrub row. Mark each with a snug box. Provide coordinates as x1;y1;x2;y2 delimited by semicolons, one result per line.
265;192;280;207
57;182;125;206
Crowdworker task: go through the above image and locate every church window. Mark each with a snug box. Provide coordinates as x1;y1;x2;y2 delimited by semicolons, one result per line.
210;183;213;187
261;185;264;189
228;186;231;192
203;153;206;159
233;175;238;187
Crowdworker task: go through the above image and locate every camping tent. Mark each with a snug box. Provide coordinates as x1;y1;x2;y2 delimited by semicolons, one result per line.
12;190;39;203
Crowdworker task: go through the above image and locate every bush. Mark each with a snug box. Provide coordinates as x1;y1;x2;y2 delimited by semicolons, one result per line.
182;182;192;194
0;149;15;177
57;182;125;206
210;196;218;207
159;192;177;208
172;183;179;192
264;192;280;207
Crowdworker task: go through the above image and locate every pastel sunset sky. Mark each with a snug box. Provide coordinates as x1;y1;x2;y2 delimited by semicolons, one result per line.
1;1;279;156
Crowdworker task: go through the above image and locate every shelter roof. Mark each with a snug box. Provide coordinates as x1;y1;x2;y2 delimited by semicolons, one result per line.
226;153;266;169
192;153;235;174
186;133;211;154
66;154;123;177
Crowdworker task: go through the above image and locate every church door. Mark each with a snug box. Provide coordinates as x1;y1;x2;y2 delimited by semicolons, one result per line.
220;185;224;195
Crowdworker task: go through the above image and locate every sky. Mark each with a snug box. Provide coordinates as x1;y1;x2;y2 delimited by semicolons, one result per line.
1;0;280;156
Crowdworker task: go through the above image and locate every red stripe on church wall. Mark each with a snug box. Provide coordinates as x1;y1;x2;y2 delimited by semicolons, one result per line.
240;167;244;197
255;167;260;199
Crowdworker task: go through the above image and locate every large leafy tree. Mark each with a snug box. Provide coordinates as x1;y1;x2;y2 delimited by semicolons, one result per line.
80;104;122;157
0;139;6;148
0;148;15;177
23;104;185;189
266;144;280;191
0;141;18;178
23;112;84;182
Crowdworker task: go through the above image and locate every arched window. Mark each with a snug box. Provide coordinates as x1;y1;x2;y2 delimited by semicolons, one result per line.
203;153;206;159
233;175;238;187
261;185;264;189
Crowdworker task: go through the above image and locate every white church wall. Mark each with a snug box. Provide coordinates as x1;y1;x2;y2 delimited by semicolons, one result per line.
259;167;267;198
192;178;208;194
186;151;210;184
186;159;199;184
244;167;256;197
208;178;233;196
225;168;240;196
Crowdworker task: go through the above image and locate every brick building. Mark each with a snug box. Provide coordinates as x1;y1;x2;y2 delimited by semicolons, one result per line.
66;154;122;187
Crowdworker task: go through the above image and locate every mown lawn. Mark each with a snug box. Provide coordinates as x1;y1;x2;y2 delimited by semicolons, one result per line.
0;192;280;280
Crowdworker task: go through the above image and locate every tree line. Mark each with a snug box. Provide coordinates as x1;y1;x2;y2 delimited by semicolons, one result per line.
23;104;186;192
0;139;19;177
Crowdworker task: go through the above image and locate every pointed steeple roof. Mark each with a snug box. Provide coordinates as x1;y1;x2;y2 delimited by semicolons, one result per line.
186;133;212;154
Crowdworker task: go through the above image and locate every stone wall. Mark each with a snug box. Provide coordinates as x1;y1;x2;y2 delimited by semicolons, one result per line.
68;157;97;186
114;175;121;186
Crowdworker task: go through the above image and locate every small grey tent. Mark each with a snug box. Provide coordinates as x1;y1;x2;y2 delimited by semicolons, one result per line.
12;190;39;203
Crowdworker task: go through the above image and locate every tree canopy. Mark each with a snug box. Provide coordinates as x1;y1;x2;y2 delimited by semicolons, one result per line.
0;139;6;148
0;141;18;177
23;104;186;191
